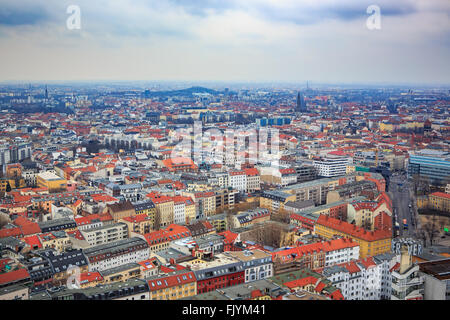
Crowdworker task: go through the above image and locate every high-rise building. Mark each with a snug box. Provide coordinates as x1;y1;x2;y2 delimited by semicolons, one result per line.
296;92;306;113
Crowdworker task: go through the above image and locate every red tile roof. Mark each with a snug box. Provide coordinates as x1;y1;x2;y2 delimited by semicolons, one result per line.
147;271;196;291
317;215;391;242
0;268;30;286
144;224;191;245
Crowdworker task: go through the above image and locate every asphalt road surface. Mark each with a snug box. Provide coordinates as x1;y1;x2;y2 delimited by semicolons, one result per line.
388;173;419;238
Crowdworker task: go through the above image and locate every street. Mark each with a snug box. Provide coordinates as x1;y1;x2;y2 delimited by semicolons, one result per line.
388;172;419;238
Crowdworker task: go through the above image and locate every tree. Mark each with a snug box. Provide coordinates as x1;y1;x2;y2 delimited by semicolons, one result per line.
423;214;440;246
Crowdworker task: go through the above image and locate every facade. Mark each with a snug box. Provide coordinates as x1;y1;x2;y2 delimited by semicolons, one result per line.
132;200;156;227
84;237;150;272
50;278;150;300
36;172;67;193
181;254;245;294
151;196;174;229
224;250;273;283
244;168;260;192
106;201;136;222
259;190;296;214
147;270;197;300
315;215;392;258
80;222;128;246
419;259;450;300
428;192;450;213
408;149;450;186
322;253;396;300
144;224;191;252
121;214;154;236
229;170;247;192
313;156;353;178
391;245;424;300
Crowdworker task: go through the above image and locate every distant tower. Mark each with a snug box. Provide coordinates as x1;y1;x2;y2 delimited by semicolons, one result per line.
45;85;48;100
296;91;306;113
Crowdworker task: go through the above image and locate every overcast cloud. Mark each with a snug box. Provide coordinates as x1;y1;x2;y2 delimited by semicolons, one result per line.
0;0;449;84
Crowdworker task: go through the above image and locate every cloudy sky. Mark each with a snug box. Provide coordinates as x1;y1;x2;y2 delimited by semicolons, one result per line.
0;0;449;84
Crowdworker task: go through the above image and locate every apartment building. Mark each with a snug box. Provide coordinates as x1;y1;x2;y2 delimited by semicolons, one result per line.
147;270;197;300
225;250;273;283
315;215;392;258
84;237;150;272
322;253;396;300
80;222;128;246
180;253;245;294
313;155;353;178
260;190;296;214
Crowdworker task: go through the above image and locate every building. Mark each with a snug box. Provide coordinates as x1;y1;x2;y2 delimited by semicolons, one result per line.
408;149;450;186
228;170;247;192
315;215;392;258
106;201;136;222
144;224;191;252
133;200;156;226
147;270;197;300
428;192;450;213
321;253;396;300
38;218;77;233
0;284;29;300
419;258;450;300
181;253;245;294
270;268;344;300
189;279;287;300
83;237;150;272
259;190;296;214
121;214;154;236
100;263;141;284
391;245;424;300
149;195;174;229
38;248;89;286
313;155;353;178
224;250;273;283
36;172;67;193
244;168;260;192
80;222;128;246
49;278;150;300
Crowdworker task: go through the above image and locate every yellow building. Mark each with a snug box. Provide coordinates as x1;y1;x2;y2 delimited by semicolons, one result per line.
101;263;141;284
147;271;197;300
379;122;394;132
416;195;429;210
428;192;450;213
39;231;71;253
315;215;391;258
151;196;174;229
36;172;67;193
260;190;296;214
120;214;154;236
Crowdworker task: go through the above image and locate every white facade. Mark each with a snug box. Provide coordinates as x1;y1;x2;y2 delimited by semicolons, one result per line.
313;156;353;177
85;239;150;272
323;253;396;300
81;223;128;246
229;172;247;192
173;201;186;225
325;245;360;267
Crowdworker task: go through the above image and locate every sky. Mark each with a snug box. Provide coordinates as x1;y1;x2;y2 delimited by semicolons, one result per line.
0;0;449;85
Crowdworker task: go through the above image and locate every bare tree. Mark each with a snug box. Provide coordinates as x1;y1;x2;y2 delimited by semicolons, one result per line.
423;214;440;246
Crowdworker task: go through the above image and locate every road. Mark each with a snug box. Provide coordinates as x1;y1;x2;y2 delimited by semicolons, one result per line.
388;172;419;238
